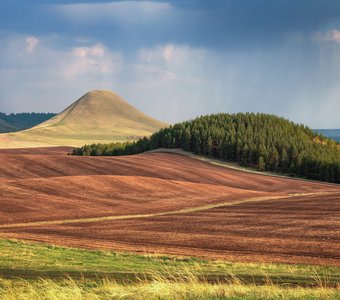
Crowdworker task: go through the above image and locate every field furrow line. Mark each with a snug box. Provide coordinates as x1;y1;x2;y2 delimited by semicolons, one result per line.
0;192;332;230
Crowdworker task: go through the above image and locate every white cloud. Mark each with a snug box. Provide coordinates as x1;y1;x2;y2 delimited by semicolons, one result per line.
25;36;39;52
139;44;207;64
135;44;208;89
72;44;105;58
314;29;340;43
63;43;122;78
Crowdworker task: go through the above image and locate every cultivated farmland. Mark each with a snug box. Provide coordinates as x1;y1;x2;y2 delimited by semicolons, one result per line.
0;147;339;265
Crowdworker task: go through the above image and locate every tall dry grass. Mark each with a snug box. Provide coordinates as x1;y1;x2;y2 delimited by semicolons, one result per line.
0;270;338;300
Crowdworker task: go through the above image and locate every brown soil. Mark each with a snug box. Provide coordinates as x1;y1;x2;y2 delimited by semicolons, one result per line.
0;147;339;265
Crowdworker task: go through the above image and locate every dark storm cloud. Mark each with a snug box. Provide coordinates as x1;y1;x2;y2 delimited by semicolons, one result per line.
1;0;340;49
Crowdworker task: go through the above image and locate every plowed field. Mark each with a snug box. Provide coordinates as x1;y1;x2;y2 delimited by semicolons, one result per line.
0;147;339;265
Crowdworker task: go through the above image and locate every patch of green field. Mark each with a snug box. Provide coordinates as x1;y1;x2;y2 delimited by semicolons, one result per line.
0;239;339;284
0;239;339;299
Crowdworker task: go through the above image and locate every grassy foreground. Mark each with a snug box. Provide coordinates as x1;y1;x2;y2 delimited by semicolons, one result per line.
0;239;339;299
1;278;339;300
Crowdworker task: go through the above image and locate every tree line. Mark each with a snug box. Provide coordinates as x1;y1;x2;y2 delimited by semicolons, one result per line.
0;112;56;133
72;113;340;183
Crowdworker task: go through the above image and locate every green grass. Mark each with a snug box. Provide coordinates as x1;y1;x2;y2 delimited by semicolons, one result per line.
0;239;339;299
0;239;339;286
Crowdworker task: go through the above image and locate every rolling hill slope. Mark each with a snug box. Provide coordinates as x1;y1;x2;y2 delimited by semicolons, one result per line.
0;90;167;148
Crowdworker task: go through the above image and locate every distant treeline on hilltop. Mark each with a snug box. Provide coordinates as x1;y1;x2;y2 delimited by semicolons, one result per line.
0;112;56;133
315;129;340;143
73;113;340;183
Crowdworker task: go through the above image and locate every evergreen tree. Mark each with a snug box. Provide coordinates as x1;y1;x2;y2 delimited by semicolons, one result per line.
280;148;289;172
182;128;191;151
258;156;266;171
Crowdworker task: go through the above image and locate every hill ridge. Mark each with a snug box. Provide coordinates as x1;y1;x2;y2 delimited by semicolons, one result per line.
0;90;167;148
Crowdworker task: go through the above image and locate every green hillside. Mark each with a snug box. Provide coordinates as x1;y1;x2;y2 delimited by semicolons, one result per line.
0;112;55;133
73;113;340;183
0;90;167;148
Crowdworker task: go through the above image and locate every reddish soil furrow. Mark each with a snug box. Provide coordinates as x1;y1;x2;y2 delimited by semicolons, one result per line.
0;175;272;224
0;147;73;155
0;147;339;265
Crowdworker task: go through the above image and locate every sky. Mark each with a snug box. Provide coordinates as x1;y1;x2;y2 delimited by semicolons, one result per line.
1;0;340;128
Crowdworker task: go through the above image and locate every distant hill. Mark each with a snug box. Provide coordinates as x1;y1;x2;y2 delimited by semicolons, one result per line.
74;113;340;183
315;129;340;142
0;118;17;133
0;112;56;133
0;90;167;148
